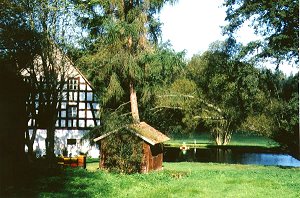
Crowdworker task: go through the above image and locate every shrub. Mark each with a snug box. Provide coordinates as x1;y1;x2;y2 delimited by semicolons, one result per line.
101;130;143;174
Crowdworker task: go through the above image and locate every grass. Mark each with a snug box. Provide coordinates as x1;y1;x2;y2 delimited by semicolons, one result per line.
2;134;290;197
8;162;300;197
165;132;279;149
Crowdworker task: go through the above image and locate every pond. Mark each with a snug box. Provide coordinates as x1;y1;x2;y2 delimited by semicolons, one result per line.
164;147;300;167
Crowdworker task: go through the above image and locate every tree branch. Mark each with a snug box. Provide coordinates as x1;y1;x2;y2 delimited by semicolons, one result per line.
157;94;222;113
193;116;225;120
199;98;222;113
115;101;130;112
157;94;195;98
150;106;183;111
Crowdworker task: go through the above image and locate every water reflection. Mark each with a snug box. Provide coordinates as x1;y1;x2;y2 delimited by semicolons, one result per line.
241;153;300;167
164;147;300;167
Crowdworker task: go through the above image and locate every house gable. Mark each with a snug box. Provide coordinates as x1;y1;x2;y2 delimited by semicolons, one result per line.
26;57;101;130
55;67;100;130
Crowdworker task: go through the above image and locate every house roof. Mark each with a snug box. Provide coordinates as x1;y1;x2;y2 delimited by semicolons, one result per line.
93;122;170;145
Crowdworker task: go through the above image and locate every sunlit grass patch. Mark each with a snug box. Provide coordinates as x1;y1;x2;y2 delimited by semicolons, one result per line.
9;162;300;197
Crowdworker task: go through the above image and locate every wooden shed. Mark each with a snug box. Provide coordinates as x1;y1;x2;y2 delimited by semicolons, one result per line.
94;122;170;173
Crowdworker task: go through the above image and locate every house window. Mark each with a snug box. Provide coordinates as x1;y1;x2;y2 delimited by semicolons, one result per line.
67;139;76;145
69;92;78;101
68;78;78;102
68;78;78;90
68;105;77;118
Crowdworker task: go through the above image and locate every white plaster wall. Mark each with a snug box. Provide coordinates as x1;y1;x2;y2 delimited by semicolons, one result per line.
29;129;99;158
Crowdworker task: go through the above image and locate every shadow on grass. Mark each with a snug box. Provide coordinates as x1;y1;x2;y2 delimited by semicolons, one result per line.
2;159;111;197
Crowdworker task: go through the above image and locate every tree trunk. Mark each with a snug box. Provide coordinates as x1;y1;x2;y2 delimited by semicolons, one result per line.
213;120;232;145
46;111;57;167
46;124;56;167
129;82;140;124
214;131;231;146
46;124;55;155
25;128;37;161
215;133;222;145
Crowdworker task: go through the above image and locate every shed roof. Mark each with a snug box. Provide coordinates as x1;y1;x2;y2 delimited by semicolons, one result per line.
93;122;170;145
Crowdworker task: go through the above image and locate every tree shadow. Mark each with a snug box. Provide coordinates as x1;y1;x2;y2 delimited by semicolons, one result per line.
1;159;111;197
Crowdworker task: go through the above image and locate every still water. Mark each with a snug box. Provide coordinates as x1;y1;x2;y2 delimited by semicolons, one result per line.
164;147;300;167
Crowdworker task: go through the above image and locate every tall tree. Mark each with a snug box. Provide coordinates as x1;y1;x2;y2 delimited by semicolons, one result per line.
223;0;299;65
156;40;266;145
23;0;74;160
1;0;74;162
75;0;178;129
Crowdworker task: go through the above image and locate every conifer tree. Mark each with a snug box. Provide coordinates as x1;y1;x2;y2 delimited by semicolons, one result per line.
75;0;178;126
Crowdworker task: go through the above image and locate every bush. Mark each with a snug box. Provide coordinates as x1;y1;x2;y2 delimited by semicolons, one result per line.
101;130;143;174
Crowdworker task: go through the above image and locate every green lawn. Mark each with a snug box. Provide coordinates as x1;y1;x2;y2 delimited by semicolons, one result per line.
4;134;292;197
165;132;279;148
10;162;300;197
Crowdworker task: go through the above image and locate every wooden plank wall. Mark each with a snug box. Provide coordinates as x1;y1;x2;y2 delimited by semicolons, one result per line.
142;142;163;173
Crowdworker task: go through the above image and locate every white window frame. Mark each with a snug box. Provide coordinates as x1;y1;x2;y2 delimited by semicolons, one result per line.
68;78;78;90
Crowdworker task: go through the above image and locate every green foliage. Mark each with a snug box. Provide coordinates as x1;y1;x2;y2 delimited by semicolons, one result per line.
74;0;185;130
182;41;266;144
241;69;299;154
241;114;274;137
0;0;41;72
102;130;143;174
84;108;132;145
139;43;186;103
73;0;177;44
223;0;299;64
158;39;295;149
79;42;186;140
270;74;299;152
152;78;199;134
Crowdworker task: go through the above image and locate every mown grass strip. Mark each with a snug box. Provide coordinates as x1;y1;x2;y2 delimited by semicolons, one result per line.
17;162;299;198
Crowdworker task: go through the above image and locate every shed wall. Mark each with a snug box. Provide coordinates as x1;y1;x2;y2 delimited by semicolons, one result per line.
141;142;163;173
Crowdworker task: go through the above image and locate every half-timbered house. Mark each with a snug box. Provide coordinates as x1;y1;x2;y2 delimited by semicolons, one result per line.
25;53;100;158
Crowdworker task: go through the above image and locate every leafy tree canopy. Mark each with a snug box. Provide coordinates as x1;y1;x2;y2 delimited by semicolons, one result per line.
156;40;269;145
0;0;41;73
223;0;299;64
